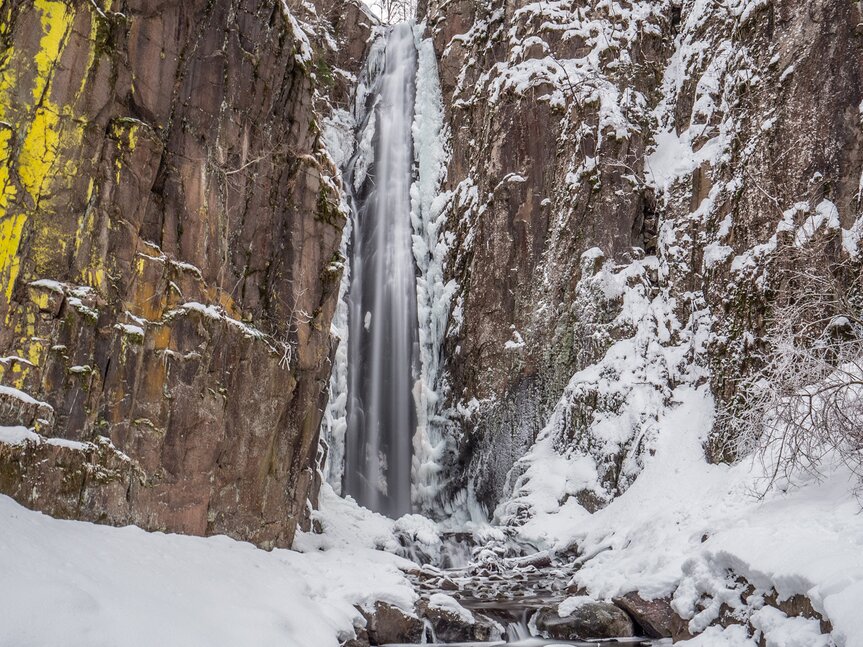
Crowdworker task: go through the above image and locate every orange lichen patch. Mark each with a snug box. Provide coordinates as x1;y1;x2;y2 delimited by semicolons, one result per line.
125;254;167;321
149;325;171;351
214;288;243;320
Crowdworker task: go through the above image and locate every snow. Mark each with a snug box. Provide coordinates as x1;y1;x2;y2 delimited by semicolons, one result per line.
114;323;145;338
279;0;313;64
558;595;592;617
779;65;795;83
169;302;265;341
499;381;863;645
169;260;203;277
794;199;840;247
504;328;525;350
428;593;474;624
46;437;90;450
28;278;64;293
646;128;721;192
0;425;40;445
0;385;53;410
0;426;129;455
0;355;33;366
843;216;863;258
702;241;733;269
751;607;832;647
0;484;415;647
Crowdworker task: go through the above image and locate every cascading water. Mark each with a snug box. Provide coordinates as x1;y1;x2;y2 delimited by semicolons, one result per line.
344;23;419;517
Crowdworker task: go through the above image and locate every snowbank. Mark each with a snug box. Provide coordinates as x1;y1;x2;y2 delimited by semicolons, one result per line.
0;484;414;647
503;386;863;645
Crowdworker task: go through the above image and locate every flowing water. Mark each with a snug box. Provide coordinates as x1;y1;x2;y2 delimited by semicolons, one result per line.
344;23;419;517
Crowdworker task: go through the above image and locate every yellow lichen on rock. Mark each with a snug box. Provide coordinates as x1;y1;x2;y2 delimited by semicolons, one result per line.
32;1;73;101
0;1;78;304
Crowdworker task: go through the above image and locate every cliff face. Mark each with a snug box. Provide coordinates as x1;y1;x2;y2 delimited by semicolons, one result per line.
421;0;863;514
0;0;370;548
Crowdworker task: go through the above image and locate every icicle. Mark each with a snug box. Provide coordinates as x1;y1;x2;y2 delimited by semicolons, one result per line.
409;23;457;517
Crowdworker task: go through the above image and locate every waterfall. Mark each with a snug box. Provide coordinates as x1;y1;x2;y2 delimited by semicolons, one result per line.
344;23;419;517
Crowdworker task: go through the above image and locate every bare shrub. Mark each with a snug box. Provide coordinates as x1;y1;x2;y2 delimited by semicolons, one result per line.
719;244;863;490
369;0;415;24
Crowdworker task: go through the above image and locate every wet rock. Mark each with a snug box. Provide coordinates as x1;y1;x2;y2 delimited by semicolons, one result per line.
764;591;832;634
340;626;370;647
671;613;695;642
472;614;501;641
613;592;675;639
418;599;475;643
363;602;424;645
439;577;459;591
535;602;635;641
417;594;500;643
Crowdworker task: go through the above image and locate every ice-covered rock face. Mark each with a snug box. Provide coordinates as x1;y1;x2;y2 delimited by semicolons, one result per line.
420;0;863;516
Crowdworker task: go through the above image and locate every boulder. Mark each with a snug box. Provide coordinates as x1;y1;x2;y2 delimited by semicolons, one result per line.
363;602;424;645
340;626;370;647
417;595;498;643
535;601;634;640
613;592;676;638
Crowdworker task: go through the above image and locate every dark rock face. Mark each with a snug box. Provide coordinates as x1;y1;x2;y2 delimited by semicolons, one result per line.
0;0;368;547
613;592;675;639
535;602;635;640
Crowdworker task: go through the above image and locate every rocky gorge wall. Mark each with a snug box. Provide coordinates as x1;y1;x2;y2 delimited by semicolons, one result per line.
0;0;373;548
418;0;863;515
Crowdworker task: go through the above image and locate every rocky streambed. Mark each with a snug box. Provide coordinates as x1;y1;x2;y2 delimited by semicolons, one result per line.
344;532;674;646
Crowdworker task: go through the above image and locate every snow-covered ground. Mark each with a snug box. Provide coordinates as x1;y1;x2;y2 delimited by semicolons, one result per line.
0;482;413;647
500;386;863;647
2;403;862;646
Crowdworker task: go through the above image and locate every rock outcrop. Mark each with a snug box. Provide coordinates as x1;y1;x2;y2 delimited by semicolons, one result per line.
420;0;675;511
0;0;371;548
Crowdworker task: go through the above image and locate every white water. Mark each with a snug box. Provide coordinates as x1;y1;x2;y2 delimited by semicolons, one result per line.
344;23;419;517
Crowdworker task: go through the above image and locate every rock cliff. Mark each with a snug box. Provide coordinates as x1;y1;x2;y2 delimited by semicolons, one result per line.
0;0;372;548
419;0;863;514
